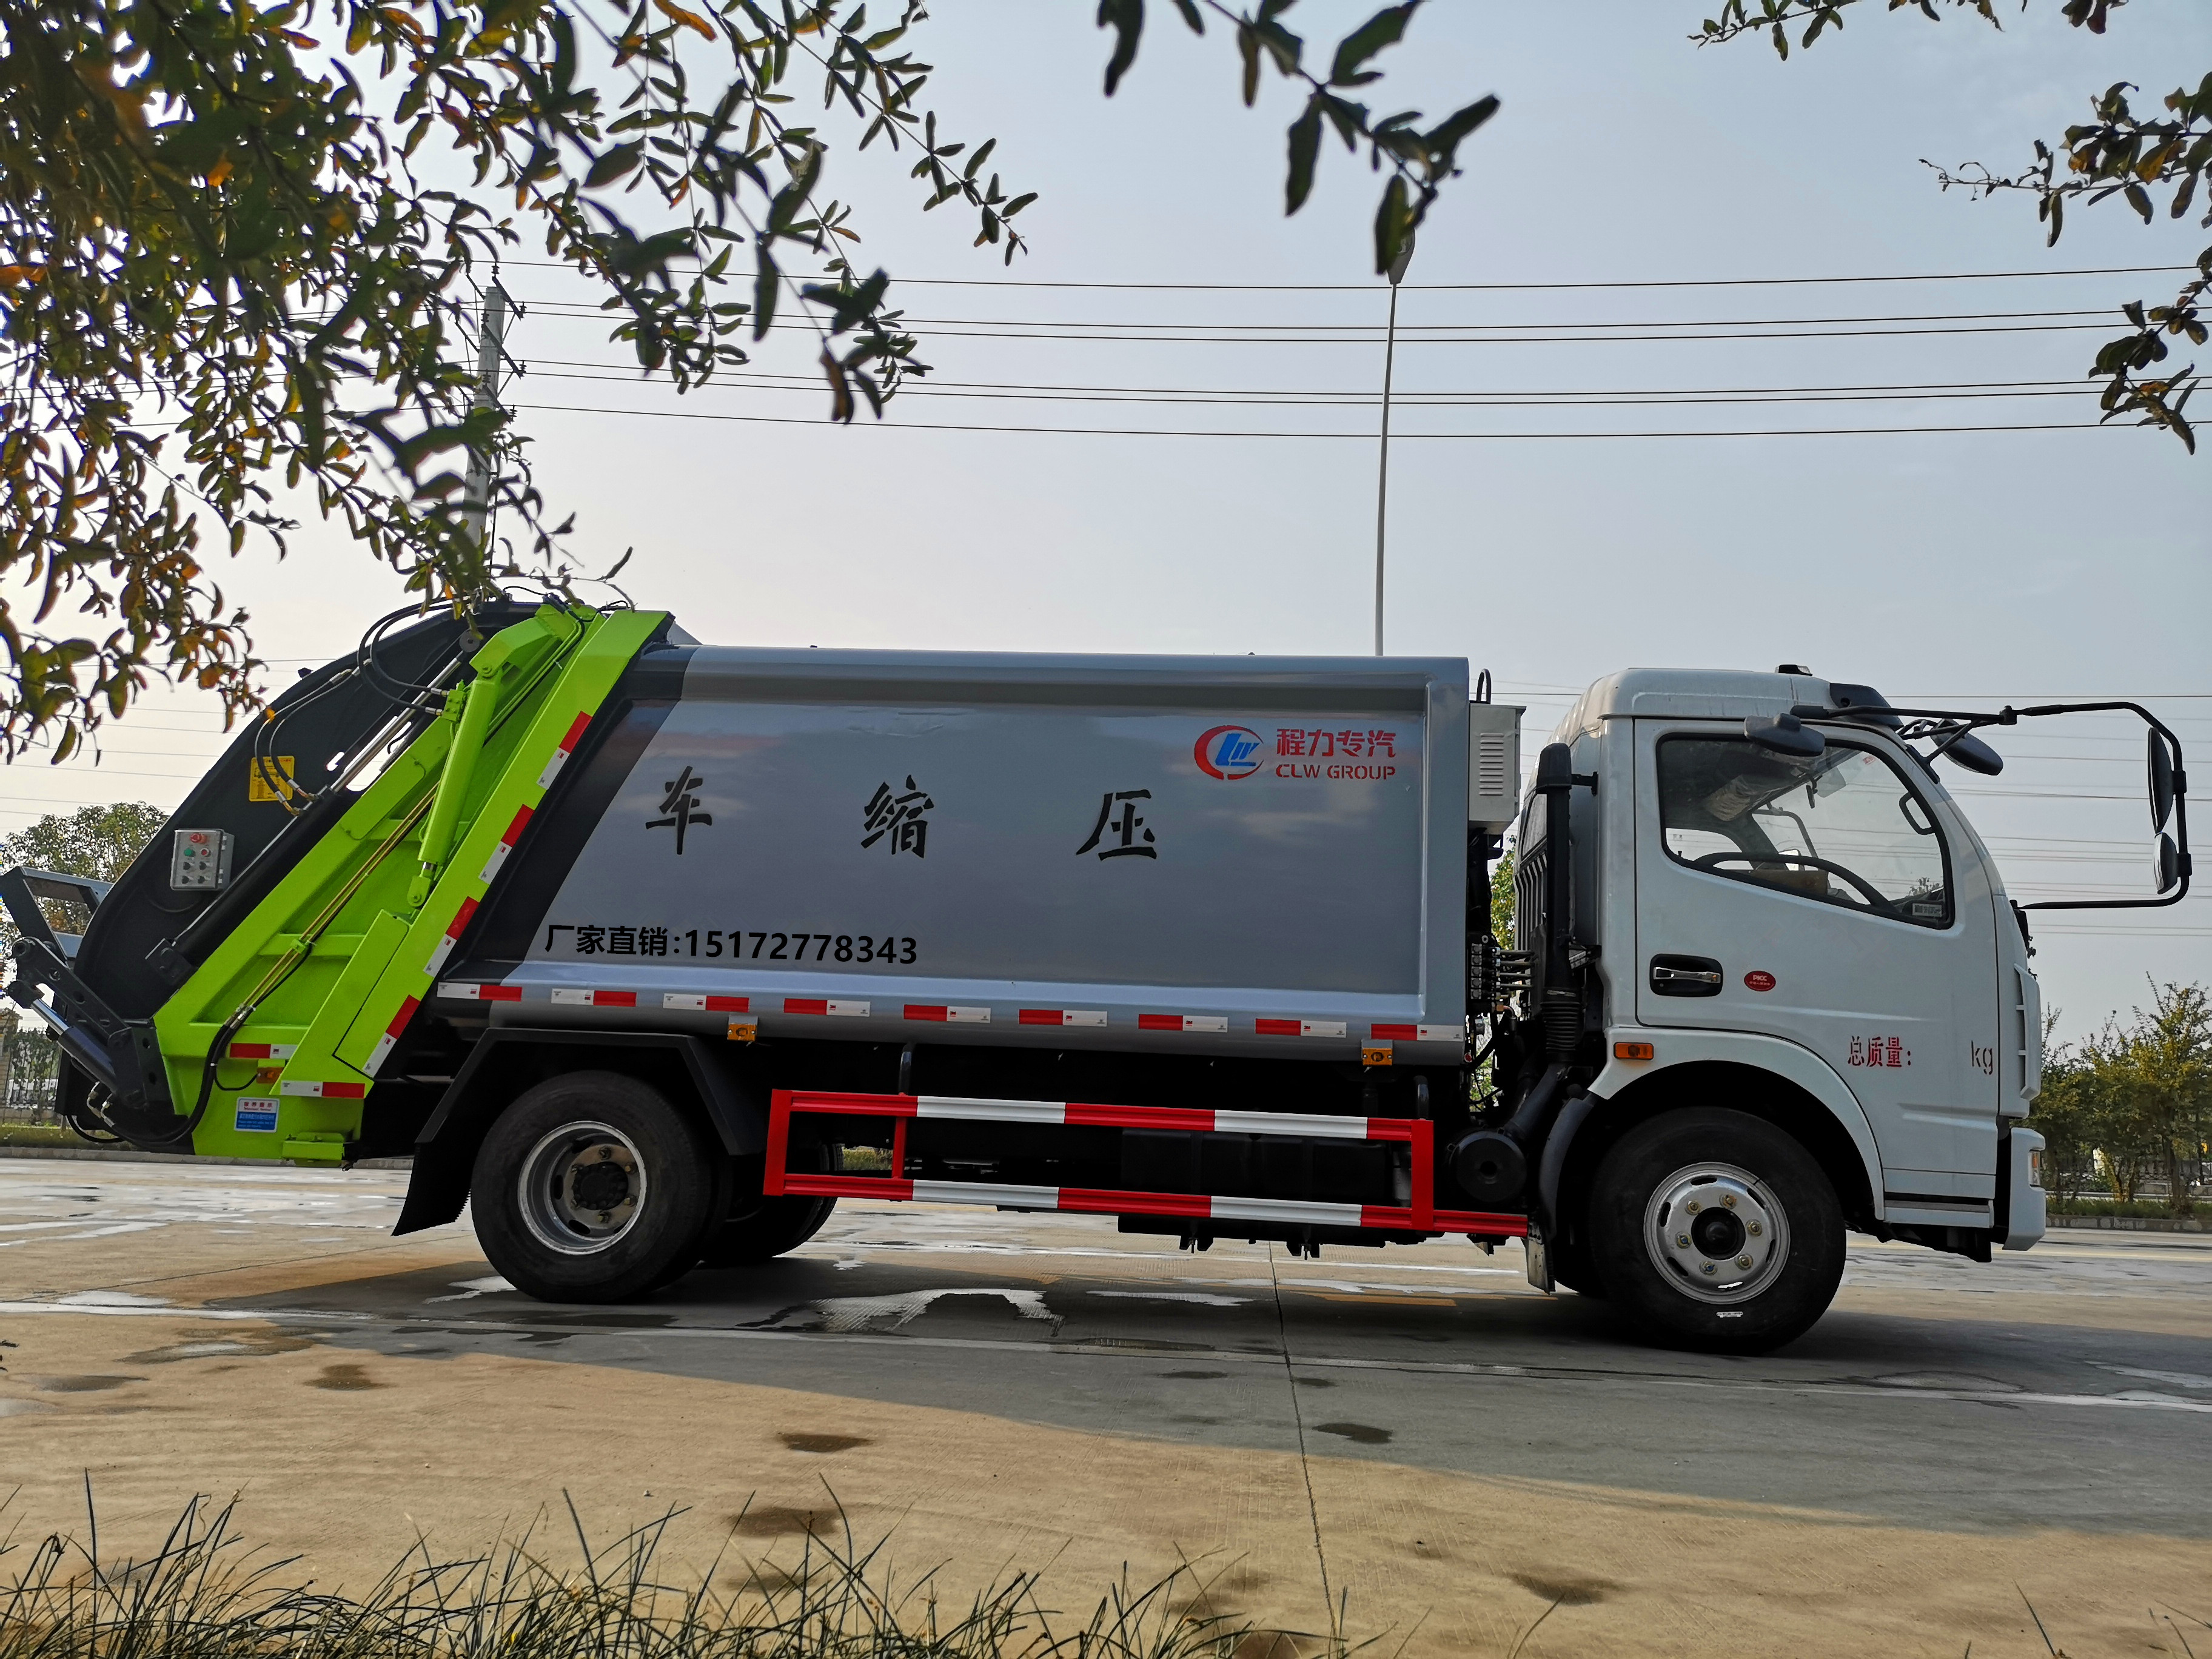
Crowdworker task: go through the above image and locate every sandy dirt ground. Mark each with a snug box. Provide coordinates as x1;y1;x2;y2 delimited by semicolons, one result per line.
2;1156;2208;1657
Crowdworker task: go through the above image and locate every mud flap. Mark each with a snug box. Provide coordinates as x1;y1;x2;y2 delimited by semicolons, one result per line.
1524;1223;1555;1293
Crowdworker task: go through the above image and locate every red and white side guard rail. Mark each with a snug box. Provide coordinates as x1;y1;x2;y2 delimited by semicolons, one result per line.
763;1088;1528;1239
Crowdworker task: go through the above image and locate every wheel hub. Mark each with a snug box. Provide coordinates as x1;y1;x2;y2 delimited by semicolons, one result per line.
1644;1162;1789;1305
518;1122;647;1255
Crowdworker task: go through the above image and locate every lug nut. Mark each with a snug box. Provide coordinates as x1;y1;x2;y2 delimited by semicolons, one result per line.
1675;1234;1691;1249
1684;1199;1701;1213
1736;1255;1753;1270
1721;1193;1737;1208
1748;1221;1763;1237
1700;1262;1718;1275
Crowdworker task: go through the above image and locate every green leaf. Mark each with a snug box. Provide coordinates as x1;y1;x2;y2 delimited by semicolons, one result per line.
1373;172;1412;277
585;143;643;187
1285;96;1322;215
1329;3;1420;89
1424;93;1499;163
753;244;780;341
1098;0;1144;96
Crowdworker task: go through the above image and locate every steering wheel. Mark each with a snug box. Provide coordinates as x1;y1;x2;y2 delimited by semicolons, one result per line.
1691;850;1895;912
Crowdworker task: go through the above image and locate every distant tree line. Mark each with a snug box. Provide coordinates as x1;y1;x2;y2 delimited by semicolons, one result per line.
2030;983;2212;1213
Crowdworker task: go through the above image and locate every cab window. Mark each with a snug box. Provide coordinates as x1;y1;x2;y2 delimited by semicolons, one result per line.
1656;736;1952;927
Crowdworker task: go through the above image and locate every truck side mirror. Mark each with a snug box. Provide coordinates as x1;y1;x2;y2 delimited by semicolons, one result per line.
2150;732;2176;833
1940;732;2004;777
1744;712;1823;759
2156;833;2180;894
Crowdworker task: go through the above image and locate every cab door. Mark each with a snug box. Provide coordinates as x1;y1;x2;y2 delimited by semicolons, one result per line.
1632;722;2001;1212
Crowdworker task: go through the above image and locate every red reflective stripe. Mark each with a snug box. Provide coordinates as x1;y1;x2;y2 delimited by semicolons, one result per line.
558;711;591;753
785;997;828;1016
323;1082;366;1100
705;994;748;1013
1064;1102;1215;1132
501;805;533;846
1017;1008;1064;1025
904;1005;949;1022
784;1091;921;1118
1370;1023;1418;1039
1059;1187;1212;1219
592;990;637;1008
481;984;521;1003
1254;1019;1300;1036
229;1044;273;1059
444;897;478;939
783;1173;914;1202
1137;1014;1182;1031
385;996;420;1037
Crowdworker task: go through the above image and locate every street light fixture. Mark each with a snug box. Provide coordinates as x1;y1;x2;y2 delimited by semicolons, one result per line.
1373;230;1414;656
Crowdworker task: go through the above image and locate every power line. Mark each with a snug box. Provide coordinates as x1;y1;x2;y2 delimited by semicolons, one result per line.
520;364;2104;410
488;258;2199;292
514;400;2117;440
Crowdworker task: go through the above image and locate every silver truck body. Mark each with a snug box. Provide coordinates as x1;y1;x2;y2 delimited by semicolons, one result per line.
473;645;1474;1061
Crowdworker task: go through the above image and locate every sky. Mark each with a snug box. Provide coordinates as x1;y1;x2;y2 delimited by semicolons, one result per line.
5;0;2207;1041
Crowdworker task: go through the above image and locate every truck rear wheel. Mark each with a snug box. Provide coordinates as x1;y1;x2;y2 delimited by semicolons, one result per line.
1586;1108;1843;1353
470;1071;725;1303
697;1193;837;1268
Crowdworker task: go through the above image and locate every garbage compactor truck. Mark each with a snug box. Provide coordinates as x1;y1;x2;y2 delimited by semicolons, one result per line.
4;602;2192;1350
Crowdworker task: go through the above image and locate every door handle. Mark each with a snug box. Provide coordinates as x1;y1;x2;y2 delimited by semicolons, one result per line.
1650;954;1724;997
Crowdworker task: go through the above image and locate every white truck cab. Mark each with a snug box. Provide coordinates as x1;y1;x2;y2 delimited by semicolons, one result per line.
1469;666;2187;1347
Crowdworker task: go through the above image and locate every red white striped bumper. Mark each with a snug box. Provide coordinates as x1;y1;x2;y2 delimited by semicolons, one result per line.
763;1088;1527;1239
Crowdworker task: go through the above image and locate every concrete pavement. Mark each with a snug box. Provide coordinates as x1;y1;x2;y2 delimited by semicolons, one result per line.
2;1157;2208;1655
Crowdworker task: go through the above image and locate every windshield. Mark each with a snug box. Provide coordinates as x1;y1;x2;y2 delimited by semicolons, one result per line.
1657;736;1952;928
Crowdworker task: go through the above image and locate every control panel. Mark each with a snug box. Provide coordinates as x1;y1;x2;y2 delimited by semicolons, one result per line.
169;828;234;892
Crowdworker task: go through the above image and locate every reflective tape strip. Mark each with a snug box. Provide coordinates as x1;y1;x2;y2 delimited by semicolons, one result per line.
914;1096;1065;1124
1370;1022;1464;1043
480;805;534;882
364;996;421;1076
784;998;870;1017
437;982;521;1002
1210;1195;1366;1227
279;1080;367;1099
911;1179;1060;1209
663;993;749;1012
424;897;479;976
1017;1008;1107;1027
1139;1014;1228;1033
1213;1109;1372;1140
226;1042;297;1061
538;711;592;788
1255;1019;1349;1038
903;1005;991;1024
551;988;635;1007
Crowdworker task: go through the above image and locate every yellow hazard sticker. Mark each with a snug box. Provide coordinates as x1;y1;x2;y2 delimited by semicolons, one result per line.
247;757;299;803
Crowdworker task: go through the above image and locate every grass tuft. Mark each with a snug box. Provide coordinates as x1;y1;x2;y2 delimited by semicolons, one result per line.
0;1491;1350;1658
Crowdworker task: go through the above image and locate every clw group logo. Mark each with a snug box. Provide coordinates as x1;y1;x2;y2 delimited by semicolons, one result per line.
1193;726;1264;780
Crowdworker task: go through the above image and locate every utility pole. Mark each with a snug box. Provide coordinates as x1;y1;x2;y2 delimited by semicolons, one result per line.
460;283;510;549
1373;231;1414;657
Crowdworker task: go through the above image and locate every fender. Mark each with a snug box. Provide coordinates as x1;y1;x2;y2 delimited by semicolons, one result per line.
394;1027;765;1235
1580;1026;1887;1221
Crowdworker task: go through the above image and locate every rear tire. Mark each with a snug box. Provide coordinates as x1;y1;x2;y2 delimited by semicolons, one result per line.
1587;1108;1843;1353
697;1195;837;1268
471;1071;724;1304
697;1154;837;1268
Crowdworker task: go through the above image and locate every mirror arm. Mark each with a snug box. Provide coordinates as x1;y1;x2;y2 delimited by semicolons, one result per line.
1791;699;2187;914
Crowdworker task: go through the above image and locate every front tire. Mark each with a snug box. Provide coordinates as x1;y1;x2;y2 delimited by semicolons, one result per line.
471;1071;725;1303
1587;1108;1843;1353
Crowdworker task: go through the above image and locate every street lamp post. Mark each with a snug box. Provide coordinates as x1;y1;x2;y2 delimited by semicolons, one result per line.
1373;231;1414;656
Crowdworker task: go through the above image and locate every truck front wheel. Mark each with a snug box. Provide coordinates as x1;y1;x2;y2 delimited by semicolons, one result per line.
1586;1108;1843;1353
471;1071;725;1303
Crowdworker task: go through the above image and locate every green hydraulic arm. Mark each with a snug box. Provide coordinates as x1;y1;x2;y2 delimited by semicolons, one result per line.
149;604;666;1161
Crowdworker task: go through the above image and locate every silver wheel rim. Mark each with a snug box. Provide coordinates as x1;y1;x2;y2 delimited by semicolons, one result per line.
1642;1159;1791;1305
518;1120;647;1256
